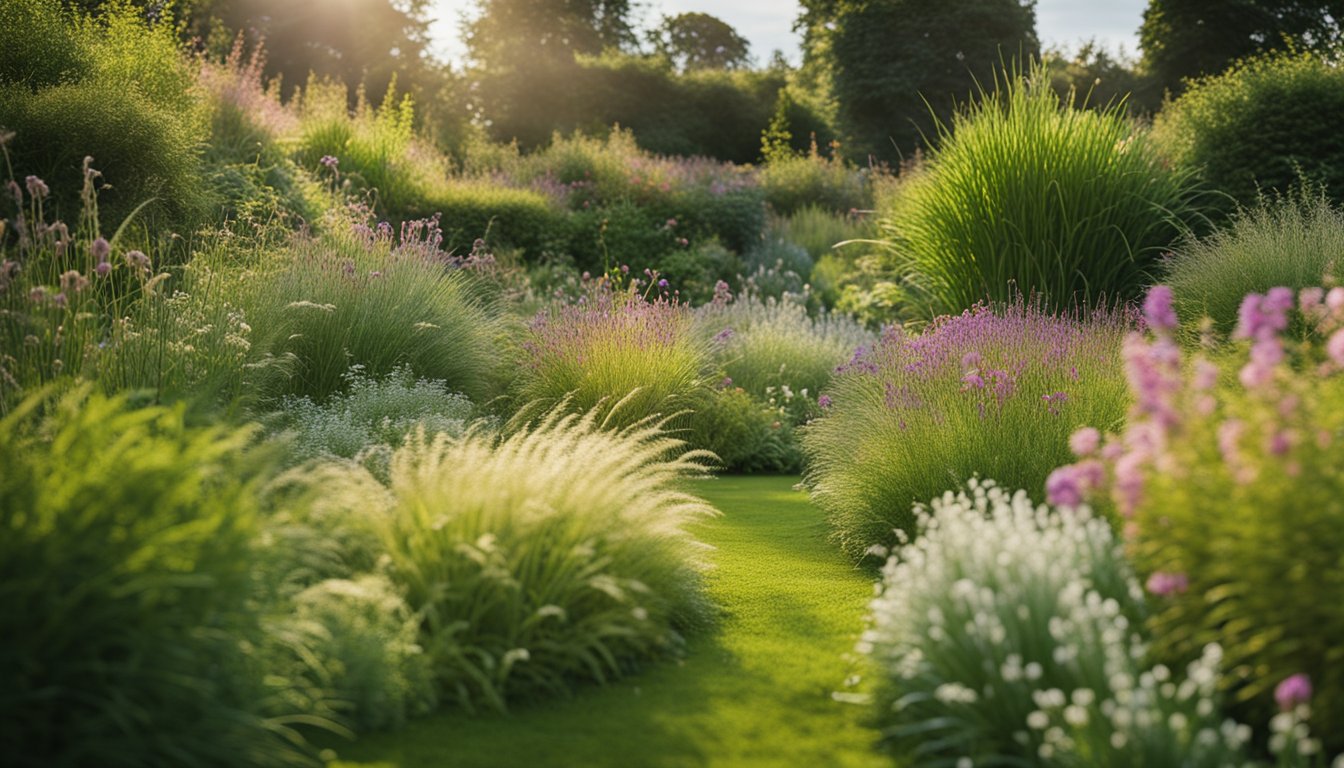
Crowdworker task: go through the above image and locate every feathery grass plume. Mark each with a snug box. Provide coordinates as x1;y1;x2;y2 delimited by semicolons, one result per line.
803;296;1130;561
341;408;717;712
1165;188;1344;336
1052;284;1344;752
517;281;707;431
238;207;506;403
881;59;1203;317
860;480;1252;765
0;387;323;767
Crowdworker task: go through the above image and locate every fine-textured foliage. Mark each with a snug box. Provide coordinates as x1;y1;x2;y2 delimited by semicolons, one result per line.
758;150;873;216
1154;50;1344;210
0;389;316;768
861;480;1251;766
516;286;706;430
347;410;717;712
1054;284;1344;751
881;62;1203;317
685;385;801;473
803;299;1130;561
1165;190;1344;336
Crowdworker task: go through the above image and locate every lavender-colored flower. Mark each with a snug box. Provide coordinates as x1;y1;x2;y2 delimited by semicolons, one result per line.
90;237;111;262
59;270;89;295
1142;285;1178;332
124;250;151;273
1235;287;1293;342
1274;674;1312;711
95;260;111;277
713;327;734;344
25;175;49;200
1045;465;1086;506
658;278;670;289
320;155;339;169
719;376;734;389
1146;571;1189;597
818;394;832;409
1069;427;1101;457
1327;329;1344;367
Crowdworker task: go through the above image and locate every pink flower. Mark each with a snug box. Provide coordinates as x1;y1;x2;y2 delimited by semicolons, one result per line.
1046;465;1086;506
1327;328;1344;367
1327;287;1344;314
25;175;49;199
1192;358;1219;391
1234;288;1293;342
1069;427;1101;457
90;237;111;262
1146;571;1189;596
1275;674;1312;711
818;394;832;409
95;261;111;277
1143;285;1179;332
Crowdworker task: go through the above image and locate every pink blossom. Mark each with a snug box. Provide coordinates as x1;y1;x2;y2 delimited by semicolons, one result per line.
1143;285;1179;332
1327;287;1344;314
1327;329;1344;367
1146;571;1189;597
1046;465;1086;506
1069;427;1101;457
1275;674;1312;711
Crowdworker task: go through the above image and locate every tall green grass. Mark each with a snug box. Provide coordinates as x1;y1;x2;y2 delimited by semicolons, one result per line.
882;61;1203;317
1165;189;1344;335
332;410;716;712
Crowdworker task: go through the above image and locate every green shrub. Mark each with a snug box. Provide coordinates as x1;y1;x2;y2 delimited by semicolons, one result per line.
861;480;1249;765
685;385;801;474
420;181;561;257
1057;285;1344;751
238;216;505;403
345;411;716;711
516;287;706;430
758;149;872;216
0;0;88;88
657;239;741;304
803;299;1130;561
1154;51;1344;210
774;205;874;264
0;389;317;767
882;61;1202;317
1165;190;1344;336
0;3;210;235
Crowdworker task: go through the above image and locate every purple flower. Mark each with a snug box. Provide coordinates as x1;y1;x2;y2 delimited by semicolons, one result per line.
25;175;49;199
90;237;111;262
1143;285;1178;333
713;327;735;344
95;261;111;277
1275;674;1312;711
320;155;339;169
1069;427;1101;457
658;278;669;289
818;394;832;409
719;376;734;389
1327;329;1344;367
1235;288;1293;342
1146;571;1189;597
1046;465;1086;506
124;250;150;273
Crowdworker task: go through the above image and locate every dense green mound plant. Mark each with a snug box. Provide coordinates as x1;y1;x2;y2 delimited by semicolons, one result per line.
758;144;873;217
326;410;716;712
516;281;706;430
1053;284;1344;751
803;298;1130;561
882;60;1202;317
685;384;800;473
239;211;505;402
0;2;211;235
1165;190;1344;336
0;389;317;767
861;480;1251;765
1154;50;1344;210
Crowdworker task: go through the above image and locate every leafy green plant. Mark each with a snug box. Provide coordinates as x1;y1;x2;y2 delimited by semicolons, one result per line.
339;410;716;712
758;146;873;216
1165;189;1344;336
803;298;1130;561
861;480;1250;765
881;60;1202;317
685;384;800;473
0;388;318;767
1153;50;1344;209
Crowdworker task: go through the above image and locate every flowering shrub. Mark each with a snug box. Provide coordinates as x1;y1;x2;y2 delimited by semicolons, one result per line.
804;298;1130;560
1050;284;1344;752
517;280;706;430
860;480;1253;766
327;409;716;712
685;385;801;473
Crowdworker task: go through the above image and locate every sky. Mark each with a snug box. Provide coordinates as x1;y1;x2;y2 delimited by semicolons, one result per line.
426;0;1149;67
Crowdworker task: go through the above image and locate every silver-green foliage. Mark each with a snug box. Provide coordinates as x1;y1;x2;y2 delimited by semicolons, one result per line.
325;410;717;712
861;480;1252;766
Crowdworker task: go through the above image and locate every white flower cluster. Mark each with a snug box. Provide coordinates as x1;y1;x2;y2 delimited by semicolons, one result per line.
859;479;1255;766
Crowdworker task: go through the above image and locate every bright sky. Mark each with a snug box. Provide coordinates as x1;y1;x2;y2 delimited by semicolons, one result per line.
426;0;1149;66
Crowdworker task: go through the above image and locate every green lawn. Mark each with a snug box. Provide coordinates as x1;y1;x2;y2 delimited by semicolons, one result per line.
327;475;888;768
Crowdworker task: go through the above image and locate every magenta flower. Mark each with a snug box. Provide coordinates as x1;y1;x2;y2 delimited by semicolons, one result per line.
1046;465;1085;506
1146;571;1189;597
1143;285;1178;333
1069;427;1101;457
1274;674;1312;711
818;394;832;409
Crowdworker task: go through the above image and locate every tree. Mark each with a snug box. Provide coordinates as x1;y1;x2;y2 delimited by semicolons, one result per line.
649;12;751;72
796;0;1038;163
1139;0;1344;96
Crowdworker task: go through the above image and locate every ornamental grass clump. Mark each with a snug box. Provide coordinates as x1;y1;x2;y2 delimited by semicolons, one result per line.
860;480;1253;766
0;389;318;767
1050;284;1344;753
517;281;706;430
881;60;1202;317
803;297;1130;560
346;410;716;712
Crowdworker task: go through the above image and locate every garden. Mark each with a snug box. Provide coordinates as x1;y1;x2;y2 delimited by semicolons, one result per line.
3;0;1344;766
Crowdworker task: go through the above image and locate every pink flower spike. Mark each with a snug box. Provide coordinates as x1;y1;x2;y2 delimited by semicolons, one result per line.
1146;571;1189;597
1045;465;1085;507
1275;674;1312;711
1069;427;1101;457
1327;328;1344;367
1143;285;1178;332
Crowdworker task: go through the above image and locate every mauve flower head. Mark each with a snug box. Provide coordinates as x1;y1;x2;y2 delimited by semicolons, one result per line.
59;270;88;295
1327;329;1344;367
6;180;22;206
1275;674;1312;711
818;394;832;408
1146;570;1189;597
1327;287;1344;315
1143;285;1178;333
95;261;111;277
124;250;150;271
1046;465;1086;506
25;175;49;199
320;155;339;169
658;278;669;288
1235;287;1293;342
90;237;111;262
1070;427;1101;457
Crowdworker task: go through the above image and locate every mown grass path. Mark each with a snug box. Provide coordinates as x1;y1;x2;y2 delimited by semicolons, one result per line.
330;475;887;768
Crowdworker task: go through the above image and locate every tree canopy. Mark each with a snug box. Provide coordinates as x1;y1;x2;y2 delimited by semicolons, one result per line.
649;12;751;72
